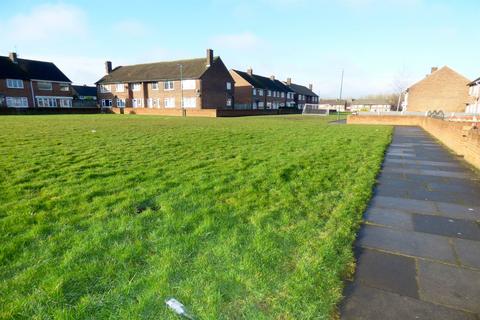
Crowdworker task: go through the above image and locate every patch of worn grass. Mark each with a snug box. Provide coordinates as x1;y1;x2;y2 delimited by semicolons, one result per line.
0;115;391;319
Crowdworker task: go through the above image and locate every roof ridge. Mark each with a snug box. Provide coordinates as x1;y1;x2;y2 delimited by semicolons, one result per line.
118;56;217;69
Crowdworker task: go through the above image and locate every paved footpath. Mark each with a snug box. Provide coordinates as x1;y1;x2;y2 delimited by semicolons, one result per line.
341;126;480;320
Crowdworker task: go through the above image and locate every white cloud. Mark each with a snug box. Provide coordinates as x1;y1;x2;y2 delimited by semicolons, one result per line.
0;3;88;43
210;32;263;50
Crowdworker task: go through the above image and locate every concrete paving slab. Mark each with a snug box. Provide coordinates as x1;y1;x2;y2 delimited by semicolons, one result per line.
418;260;480;314
453;238;480;269
364;206;414;230
371;196;437;215
353;248;418;298
435;202;480;221
341;283;477;320
412;214;480;241
358;225;456;263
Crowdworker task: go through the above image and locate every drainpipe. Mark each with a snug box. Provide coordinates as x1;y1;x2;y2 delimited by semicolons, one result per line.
29;80;36;107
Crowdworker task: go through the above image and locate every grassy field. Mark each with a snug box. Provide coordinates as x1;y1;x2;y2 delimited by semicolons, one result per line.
0;115;391;319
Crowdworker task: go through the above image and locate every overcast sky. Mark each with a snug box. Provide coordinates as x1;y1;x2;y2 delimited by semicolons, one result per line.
0;0;478;98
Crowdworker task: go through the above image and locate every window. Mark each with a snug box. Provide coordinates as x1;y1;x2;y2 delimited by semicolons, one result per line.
59;99;72;107
131;83;141;91
117;99;125;108
152;98;160;108
226;82;232;90
6;97;28;107
164;81;174;90
101;99;112;107
226;98;232;107
147;98;153;108
258;102;264;108
132;98;142;108
6;79;24;89
60;83;69;92
281;92;285;98
100;84;111;93
181;80;195;90
36;97;57;107
164;97;175;108
267;90;272;97
253;88;257;96
116;84;124;92
259;89;264;96
152;82;159;90
38;81;52;90
182;97;196;108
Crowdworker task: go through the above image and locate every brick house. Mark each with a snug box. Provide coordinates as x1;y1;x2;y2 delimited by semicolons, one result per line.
0;52;73;108
96;49;234;111
284;79;319;109
350;99;392;112
229;68;295;109
404;66;471;113
466;76;480;114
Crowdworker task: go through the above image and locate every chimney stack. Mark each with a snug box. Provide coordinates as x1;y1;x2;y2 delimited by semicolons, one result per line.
206;49;213;67
9;52;18;64
105;61;112;74
247;68;253;76
286;78;292;85
309;84;313;90
431;67;438;74
270;75;275;81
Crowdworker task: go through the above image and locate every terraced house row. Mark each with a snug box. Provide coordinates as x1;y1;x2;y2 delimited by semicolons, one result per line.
96;49;318;112
0;52;73;108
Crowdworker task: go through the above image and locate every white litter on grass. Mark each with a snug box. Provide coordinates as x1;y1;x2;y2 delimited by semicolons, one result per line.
91;129;96;133
468;208;474;211
165;298;194;319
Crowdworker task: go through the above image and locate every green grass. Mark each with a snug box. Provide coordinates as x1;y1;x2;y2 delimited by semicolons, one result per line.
0;115;391;319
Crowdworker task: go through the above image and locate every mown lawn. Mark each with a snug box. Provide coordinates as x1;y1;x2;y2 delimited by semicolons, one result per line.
0;115;391;319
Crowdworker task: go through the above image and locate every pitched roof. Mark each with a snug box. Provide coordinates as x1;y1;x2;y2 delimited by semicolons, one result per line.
231;69;288;91
408;66;470;91
97;57;218;84
468;76;480;86
286;82;318;97
16;58;71;82
319;99;347;105
72;85;97;96
0;56;30;80
351;99;391;105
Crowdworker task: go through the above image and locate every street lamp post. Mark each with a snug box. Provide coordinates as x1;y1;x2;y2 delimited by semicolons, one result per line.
178;64;185;117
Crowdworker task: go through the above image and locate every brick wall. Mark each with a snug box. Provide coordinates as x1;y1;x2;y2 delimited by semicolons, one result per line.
201;58;234;109
406;67;470;113
347;115;480;169
0;79;33;106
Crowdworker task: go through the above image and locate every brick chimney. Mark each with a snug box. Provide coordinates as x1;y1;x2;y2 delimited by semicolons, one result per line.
309;84;313;90
9;52;18;64
431;67;438;74
286;78;292;85
247;68;253;76
270;75;275;81
206;49;213;67
105;61;112;74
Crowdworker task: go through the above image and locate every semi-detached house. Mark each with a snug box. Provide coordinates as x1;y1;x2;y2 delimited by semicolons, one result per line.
96;49;234;111
0;52;73;108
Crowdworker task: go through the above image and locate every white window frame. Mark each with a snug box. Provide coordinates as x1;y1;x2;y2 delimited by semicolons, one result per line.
164;81;174;91
226;98;232;107
132;98;142;108
6;96;28;108
116;84;124;92
267;90;272;97
164;97;175;108
59;99;72;108
6;79;24;89
131;83;141;92
182;97;196;108
101;99;112;107
259;89;264;96
117;99;126;108
181;79;196;90
152;82;159;90
59;83;69;92
147;98;153;108
253;88;257;96
226;82;232;90
38;81;52;91
100;84;111;93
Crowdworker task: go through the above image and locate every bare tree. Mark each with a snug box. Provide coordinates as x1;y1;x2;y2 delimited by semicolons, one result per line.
391;66;411;111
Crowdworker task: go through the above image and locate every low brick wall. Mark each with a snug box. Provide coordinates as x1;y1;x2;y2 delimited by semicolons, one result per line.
110;108;302;117
110;108;217;117
348;115;480;169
